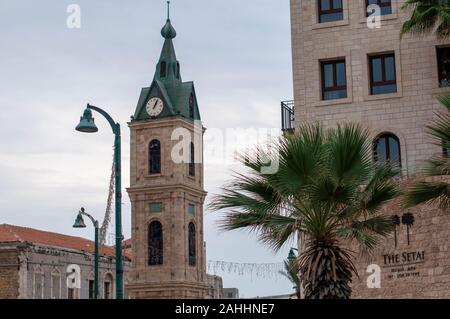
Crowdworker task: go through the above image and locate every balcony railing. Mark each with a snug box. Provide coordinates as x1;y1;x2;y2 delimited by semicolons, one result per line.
281;100;295;132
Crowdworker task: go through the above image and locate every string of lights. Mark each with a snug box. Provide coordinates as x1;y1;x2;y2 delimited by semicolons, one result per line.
207;260;285;280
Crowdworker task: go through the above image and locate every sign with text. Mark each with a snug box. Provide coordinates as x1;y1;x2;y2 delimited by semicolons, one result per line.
382;250;425;280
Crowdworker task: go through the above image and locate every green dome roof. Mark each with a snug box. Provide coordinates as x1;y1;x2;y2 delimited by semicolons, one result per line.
161;19;176;39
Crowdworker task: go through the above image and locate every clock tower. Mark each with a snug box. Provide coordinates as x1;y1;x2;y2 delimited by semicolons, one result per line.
126;7;208;299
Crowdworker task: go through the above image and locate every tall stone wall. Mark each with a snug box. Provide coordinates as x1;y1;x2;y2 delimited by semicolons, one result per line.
350;177;450;298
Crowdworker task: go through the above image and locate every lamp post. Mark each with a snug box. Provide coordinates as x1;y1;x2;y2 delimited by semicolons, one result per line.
287;248;301;299
73;207;99;299
76;104;123;299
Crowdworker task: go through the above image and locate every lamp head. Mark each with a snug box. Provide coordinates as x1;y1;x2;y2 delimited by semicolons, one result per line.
287;248;296;262
73;212;87;228
76;108;98;133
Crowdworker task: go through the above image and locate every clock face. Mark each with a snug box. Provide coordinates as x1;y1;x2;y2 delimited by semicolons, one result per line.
146;97;164;117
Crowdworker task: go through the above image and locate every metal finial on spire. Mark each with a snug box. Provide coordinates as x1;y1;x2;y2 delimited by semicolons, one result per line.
161;1;176;39
167;1;170;20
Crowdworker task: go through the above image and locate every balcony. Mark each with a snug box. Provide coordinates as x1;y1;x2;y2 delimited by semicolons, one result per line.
281;100;295;132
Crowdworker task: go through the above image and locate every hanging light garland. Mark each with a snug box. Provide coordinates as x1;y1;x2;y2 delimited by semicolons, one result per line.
207;260;285;280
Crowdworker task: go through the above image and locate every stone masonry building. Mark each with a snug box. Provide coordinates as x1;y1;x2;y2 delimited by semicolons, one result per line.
0;224;131;299
287;0;450;298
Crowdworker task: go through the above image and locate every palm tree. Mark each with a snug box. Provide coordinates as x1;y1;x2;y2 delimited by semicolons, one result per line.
404;94;450;209
401;0;450;39
279;249;301;298
209;124;400;299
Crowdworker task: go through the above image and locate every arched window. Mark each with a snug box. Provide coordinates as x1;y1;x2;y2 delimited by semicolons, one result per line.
189;142;195;177
149;140;161;175
160;61;167;78
188;223;196;266
189;93;195;119
148;221;163;266
176;62;180;79
373;133;401;167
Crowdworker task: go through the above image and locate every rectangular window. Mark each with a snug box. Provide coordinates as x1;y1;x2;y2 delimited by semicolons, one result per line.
369;53;397;95
321;59;347;100
104;282;111;299
366;0;392;16
149;203;162;213
88;280;94;299
51;274;60;299
187;204;196;215
318;0;343;23
33;273;44;299
437;47;450;87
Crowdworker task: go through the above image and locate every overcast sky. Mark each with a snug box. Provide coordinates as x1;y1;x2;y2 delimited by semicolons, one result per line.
0;0;293;297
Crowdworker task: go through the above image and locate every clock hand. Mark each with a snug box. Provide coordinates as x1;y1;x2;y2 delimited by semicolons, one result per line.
153;101;158;110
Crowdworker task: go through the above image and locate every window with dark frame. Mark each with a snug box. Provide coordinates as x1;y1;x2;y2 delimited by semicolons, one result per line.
104;281;111;299
318;0;344;23
366;0;392;16
148;221;164;266
437;47;450;87
189;142;195;177
88;280;94;299
373;133;401;168
369;53;397;95
188;223;196;266
149;139;161;175
160;61;167;78
321;59;347;100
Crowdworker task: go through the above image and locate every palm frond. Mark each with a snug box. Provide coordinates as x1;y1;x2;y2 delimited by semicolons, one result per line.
401;0;450;39
218;211;298;250
339;216;394;253
358;165;400;214
426;94;450;145
326;123;372;184
403;181;450;209
423;156;450;176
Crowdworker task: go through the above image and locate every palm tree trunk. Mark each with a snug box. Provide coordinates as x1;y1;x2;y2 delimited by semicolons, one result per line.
299;241;354;299
297;231;306;299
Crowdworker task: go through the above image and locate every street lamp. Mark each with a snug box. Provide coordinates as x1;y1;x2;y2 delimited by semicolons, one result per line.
76;103;123;299
287;248;297;264
287;248;300;299
73;207;99;299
